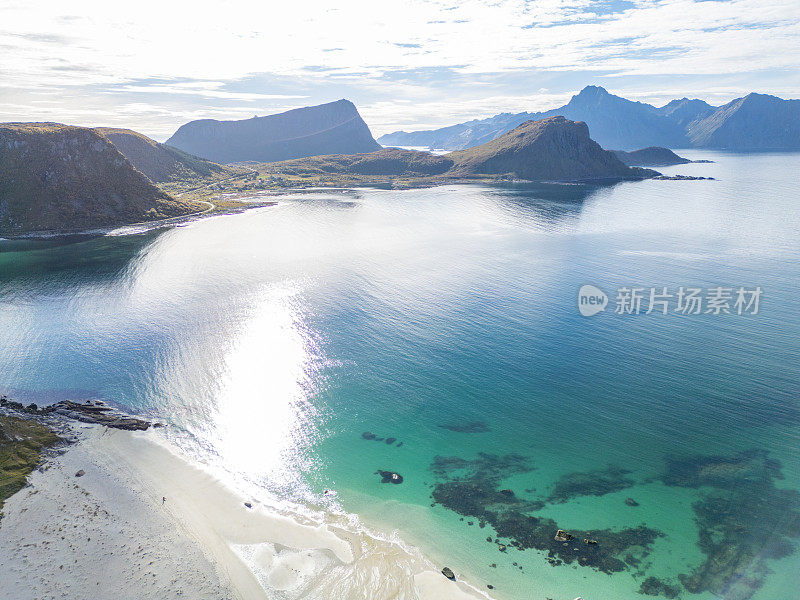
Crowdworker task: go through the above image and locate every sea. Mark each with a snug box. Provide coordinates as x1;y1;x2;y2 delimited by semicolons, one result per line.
1;150;799;600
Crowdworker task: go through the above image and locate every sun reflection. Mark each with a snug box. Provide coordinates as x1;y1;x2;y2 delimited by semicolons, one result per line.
210;280;322;490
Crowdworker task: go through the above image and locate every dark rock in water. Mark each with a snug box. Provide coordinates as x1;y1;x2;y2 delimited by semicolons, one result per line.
75;470;85;477
625;497;640;507
486;536;493;542
376;470;403;484
396;442;403;448
639;576;680;599
51;400;152;431
554;530;574;542
361;431;376;440
441;566;455;580
244;502;252;509
438;421;490;433
385;437;396;445
500;489;515;498
654;174;714;181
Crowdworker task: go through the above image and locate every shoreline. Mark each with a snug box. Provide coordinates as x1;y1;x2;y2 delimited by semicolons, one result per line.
0;168;675;242
0;422;493;600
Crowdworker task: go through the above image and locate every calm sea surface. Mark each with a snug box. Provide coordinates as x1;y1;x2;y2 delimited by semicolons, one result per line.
1;151;799;600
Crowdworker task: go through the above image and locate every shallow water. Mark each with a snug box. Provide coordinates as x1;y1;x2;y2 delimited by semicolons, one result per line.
1;151;799;599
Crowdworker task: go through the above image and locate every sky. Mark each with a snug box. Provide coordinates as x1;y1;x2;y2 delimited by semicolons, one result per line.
1;0;799;141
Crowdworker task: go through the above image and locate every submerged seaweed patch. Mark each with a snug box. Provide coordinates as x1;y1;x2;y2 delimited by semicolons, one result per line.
661;449;800;600
547;465;636;503
639;576;680;599
430;453;663;575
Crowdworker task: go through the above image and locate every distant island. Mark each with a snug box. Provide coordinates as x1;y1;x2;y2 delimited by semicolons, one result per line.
166;99;381;163
378;86;800;152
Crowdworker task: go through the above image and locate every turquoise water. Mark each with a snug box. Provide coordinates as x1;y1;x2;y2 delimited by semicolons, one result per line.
1;151;799;599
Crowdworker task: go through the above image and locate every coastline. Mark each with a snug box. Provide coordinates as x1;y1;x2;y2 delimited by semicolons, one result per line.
0;423;493;600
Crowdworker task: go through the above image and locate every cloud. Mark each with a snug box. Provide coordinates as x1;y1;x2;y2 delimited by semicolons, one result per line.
0;0;798;136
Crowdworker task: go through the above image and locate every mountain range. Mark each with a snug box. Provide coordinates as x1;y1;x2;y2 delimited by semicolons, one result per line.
166;99;381;163
378;86;800;152
262;116;655;183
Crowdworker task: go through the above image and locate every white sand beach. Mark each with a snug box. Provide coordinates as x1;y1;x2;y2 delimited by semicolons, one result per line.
0;424;492;600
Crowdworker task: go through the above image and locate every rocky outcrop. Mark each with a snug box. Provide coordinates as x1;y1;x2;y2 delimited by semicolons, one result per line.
96;127;233;183
612;147;691;166
446;117;657;181
1;396;155;431
166;99;381;163
0;123;202;235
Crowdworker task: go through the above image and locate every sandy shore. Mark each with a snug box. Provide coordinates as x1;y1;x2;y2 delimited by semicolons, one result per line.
0;424;492;600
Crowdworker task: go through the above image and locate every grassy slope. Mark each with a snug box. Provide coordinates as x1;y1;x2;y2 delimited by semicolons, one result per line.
0;123;205;235
95;127;240;184
0;415;60;519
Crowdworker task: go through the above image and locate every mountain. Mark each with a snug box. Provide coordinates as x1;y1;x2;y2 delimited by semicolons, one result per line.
687;93;800;150
545;86;690;150
95;128;234;183
166;99;381;163
655;98;715;128
612;147;691;167
379;86;690;151
0;123;202;236
264;117;657;183
446;116;656;181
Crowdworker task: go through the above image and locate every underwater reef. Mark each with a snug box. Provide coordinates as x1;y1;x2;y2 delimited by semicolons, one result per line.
639;576;681;598
428;447;800;599
430;452;663;575
547;465;636;503
661;449;800;600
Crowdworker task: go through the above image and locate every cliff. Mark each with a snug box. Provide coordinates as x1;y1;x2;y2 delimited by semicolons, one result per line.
166;99;381;163
0;123;202;235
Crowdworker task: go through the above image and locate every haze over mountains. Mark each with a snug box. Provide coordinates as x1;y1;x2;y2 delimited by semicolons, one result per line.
167;99;381;163
379;86;800;152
